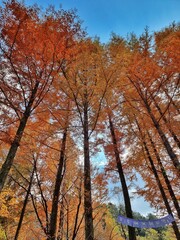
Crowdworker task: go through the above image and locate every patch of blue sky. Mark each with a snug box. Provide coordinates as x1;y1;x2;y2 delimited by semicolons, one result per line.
22;0;180;43
93;151;156;216
108;172;156;216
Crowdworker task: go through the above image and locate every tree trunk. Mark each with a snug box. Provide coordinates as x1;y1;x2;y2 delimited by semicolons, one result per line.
47;127;68;240
83;100;94;240
142;139;180;239
57;195;65;240
0;81;39;192
143;99;180;172
14;160;36;240
147;132;180;219
108;114;136;240
66;200;69;240
72;176;83;240
152;96;180;149
72;192;82;240
161;85;180;114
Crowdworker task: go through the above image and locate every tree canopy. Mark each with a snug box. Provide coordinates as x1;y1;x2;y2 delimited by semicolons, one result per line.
0;1;179;240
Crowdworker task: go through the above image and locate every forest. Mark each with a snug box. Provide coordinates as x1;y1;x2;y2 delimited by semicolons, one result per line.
0;1;179;239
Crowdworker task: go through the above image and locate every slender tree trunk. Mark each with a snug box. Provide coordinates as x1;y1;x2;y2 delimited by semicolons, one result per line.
120;223;127;240
57;196;65;240
108;114;136;240
72;190;82;240
31;194;48;235
83;100;94;240
161;85;180;114
66;201;69;240
34;166;49;233
128;77;180;172
142;139;180;239
72;176;83;240
147;132;180;219
0;81;39;192
14;160;36;240
47;127;68;240
152;96;180;149
143;99;180;172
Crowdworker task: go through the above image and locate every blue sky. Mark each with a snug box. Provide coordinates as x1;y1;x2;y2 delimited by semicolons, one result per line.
94;152;155;216
23;0;180;42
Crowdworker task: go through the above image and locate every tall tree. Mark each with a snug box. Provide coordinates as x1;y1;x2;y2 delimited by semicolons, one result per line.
48;101;71;240
126;28;180;172
60;39;110;240
0;0;83;192
108;110;136;240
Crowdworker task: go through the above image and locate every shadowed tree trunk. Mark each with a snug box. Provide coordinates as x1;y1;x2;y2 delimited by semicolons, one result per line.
48;125;68;240
128;77;180;172
161;85;180;114
57;188;65;240
143;97;180;172
108;113;137;240
83;98;94;240
0;81;40;192
14;158;36;240
152;96;180;149
72;175;83;240
136;118;180;239
142;138;180;239
147;131;180;219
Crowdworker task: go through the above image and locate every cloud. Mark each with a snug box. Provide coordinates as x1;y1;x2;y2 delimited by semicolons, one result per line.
131;196;155;216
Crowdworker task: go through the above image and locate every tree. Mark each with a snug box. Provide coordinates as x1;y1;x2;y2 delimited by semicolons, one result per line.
103;35;138;240
107;109;136;240
48;101;71;240
135;119;180;239
0;0;83;192
60;39;110;240
126;28;180;172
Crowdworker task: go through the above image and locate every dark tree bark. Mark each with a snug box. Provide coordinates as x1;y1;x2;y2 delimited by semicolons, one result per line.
0;80;39;192
47;126;68;240
161;85;180;114
57;184;65;240
108;113;136;240
65;197;70;240
152;96;180;149
83;99;94;240
31;194;48;236
14;159;36;240
143;98;180;172
72;178;83;240
142;139;180;239
128;77;180;172
147;131;180;219
57;205;64;240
